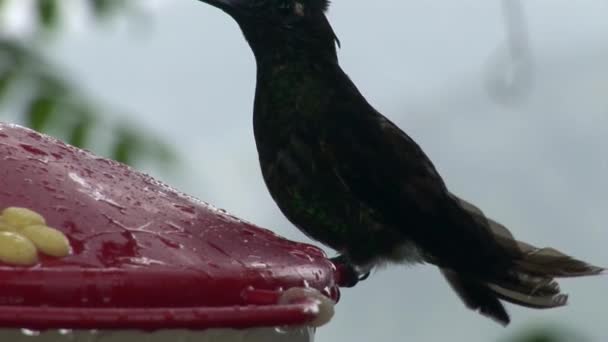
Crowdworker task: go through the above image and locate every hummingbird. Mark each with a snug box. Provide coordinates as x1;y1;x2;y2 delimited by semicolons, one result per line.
196;0;604;325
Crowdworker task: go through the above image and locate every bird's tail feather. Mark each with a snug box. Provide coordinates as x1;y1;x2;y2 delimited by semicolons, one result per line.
441;269;511;325
451;193;603;277
441;267;570;326
512;245;604;278
442;193;604;324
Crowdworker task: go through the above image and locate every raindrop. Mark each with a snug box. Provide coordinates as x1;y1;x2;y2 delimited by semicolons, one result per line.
290;250;314;262
274;326;289;335
102;173;115;179
250;261;268;269
20;144;48;156
58;329;72;335
44;185;57;193
241;229;255;236
27;132;42;141
21;329;41;336
57;329;76;342
173;204;196;214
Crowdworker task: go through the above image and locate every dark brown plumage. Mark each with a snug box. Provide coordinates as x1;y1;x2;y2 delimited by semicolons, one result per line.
197;0;604;325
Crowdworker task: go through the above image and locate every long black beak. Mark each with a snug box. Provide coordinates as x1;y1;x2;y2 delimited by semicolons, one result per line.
197;0;243;16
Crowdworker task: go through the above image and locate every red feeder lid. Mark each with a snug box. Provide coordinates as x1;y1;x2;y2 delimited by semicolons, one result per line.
0;123;340;330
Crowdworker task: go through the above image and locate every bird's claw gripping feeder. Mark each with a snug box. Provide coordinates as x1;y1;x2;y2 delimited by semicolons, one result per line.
0;123;347;341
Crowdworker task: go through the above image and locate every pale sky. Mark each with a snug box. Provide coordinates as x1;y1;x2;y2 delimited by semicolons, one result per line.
32;1;608;341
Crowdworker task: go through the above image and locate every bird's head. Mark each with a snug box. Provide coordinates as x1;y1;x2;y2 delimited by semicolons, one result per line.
198;0;340;62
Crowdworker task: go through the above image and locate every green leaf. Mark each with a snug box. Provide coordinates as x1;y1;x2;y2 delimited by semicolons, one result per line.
505;326;589;342
90;0;125;19
25;95;56;132
111;128;138;165
0;70;17;103
150;140;176;164
0;2;176;171
67;111;95;148
517;333;557;342
37;0;60;30
0;0;8;13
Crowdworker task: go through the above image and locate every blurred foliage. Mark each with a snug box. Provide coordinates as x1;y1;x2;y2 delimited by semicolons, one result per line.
0;0;174;167
504;324;590;342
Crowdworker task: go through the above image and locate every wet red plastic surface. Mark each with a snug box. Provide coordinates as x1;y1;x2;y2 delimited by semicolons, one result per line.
0;123;339;329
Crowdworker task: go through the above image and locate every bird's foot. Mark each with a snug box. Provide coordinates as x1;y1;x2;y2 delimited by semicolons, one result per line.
330;255;370;288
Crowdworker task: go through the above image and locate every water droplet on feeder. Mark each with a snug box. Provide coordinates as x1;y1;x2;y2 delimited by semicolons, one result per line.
21;329;41;337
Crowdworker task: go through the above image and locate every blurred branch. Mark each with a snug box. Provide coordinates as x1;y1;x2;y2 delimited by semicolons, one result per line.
485;0;534;106
502;0;530;60
0;0;175;168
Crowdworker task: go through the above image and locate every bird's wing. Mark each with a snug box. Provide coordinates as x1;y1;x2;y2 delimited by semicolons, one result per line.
321;103;450;224
318;70;513;269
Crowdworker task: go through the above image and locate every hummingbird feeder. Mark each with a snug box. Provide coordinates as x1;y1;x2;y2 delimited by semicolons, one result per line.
0;122;343;342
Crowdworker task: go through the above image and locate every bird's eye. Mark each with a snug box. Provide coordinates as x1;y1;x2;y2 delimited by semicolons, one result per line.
277;1;305;17
277;1;293;16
